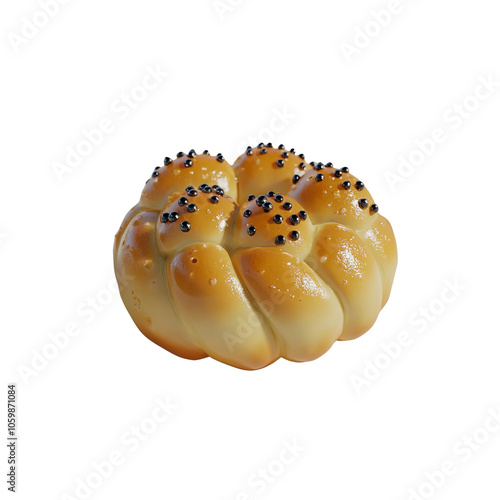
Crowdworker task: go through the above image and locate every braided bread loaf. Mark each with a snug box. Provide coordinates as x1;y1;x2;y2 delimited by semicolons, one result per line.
113;145;397;370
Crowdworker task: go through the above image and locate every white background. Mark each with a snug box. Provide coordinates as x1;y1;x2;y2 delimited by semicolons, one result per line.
1;0;500;499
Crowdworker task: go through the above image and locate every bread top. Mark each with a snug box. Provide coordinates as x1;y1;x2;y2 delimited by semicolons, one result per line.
233;192;314;260
156;184;238;257
140;150;237;211
233;144;308;206
121;145;386;258
288;164;377;230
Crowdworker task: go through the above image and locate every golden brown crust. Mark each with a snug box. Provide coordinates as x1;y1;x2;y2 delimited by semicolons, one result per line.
167;243;279;370
115;210;206;359
113;204;142;264
359;215;398;307
307;223;383;340
140;152;237;210
233;146;308;206
232;193;314;260
113;147;397;369
287;166;377;229
156;187;238;257
232;247;343;361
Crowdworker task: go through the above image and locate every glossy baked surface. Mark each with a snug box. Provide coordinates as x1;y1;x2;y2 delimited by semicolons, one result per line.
114;146;397;369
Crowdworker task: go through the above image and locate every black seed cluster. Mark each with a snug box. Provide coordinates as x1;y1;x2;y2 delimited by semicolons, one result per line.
243;193;305;245
160;180;232;235
162;149;229;170
161;212;180;223
256;195;267;207
199;183;212;193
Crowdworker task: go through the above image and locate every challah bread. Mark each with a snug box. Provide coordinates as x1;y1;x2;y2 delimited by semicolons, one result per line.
114;145;397;370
